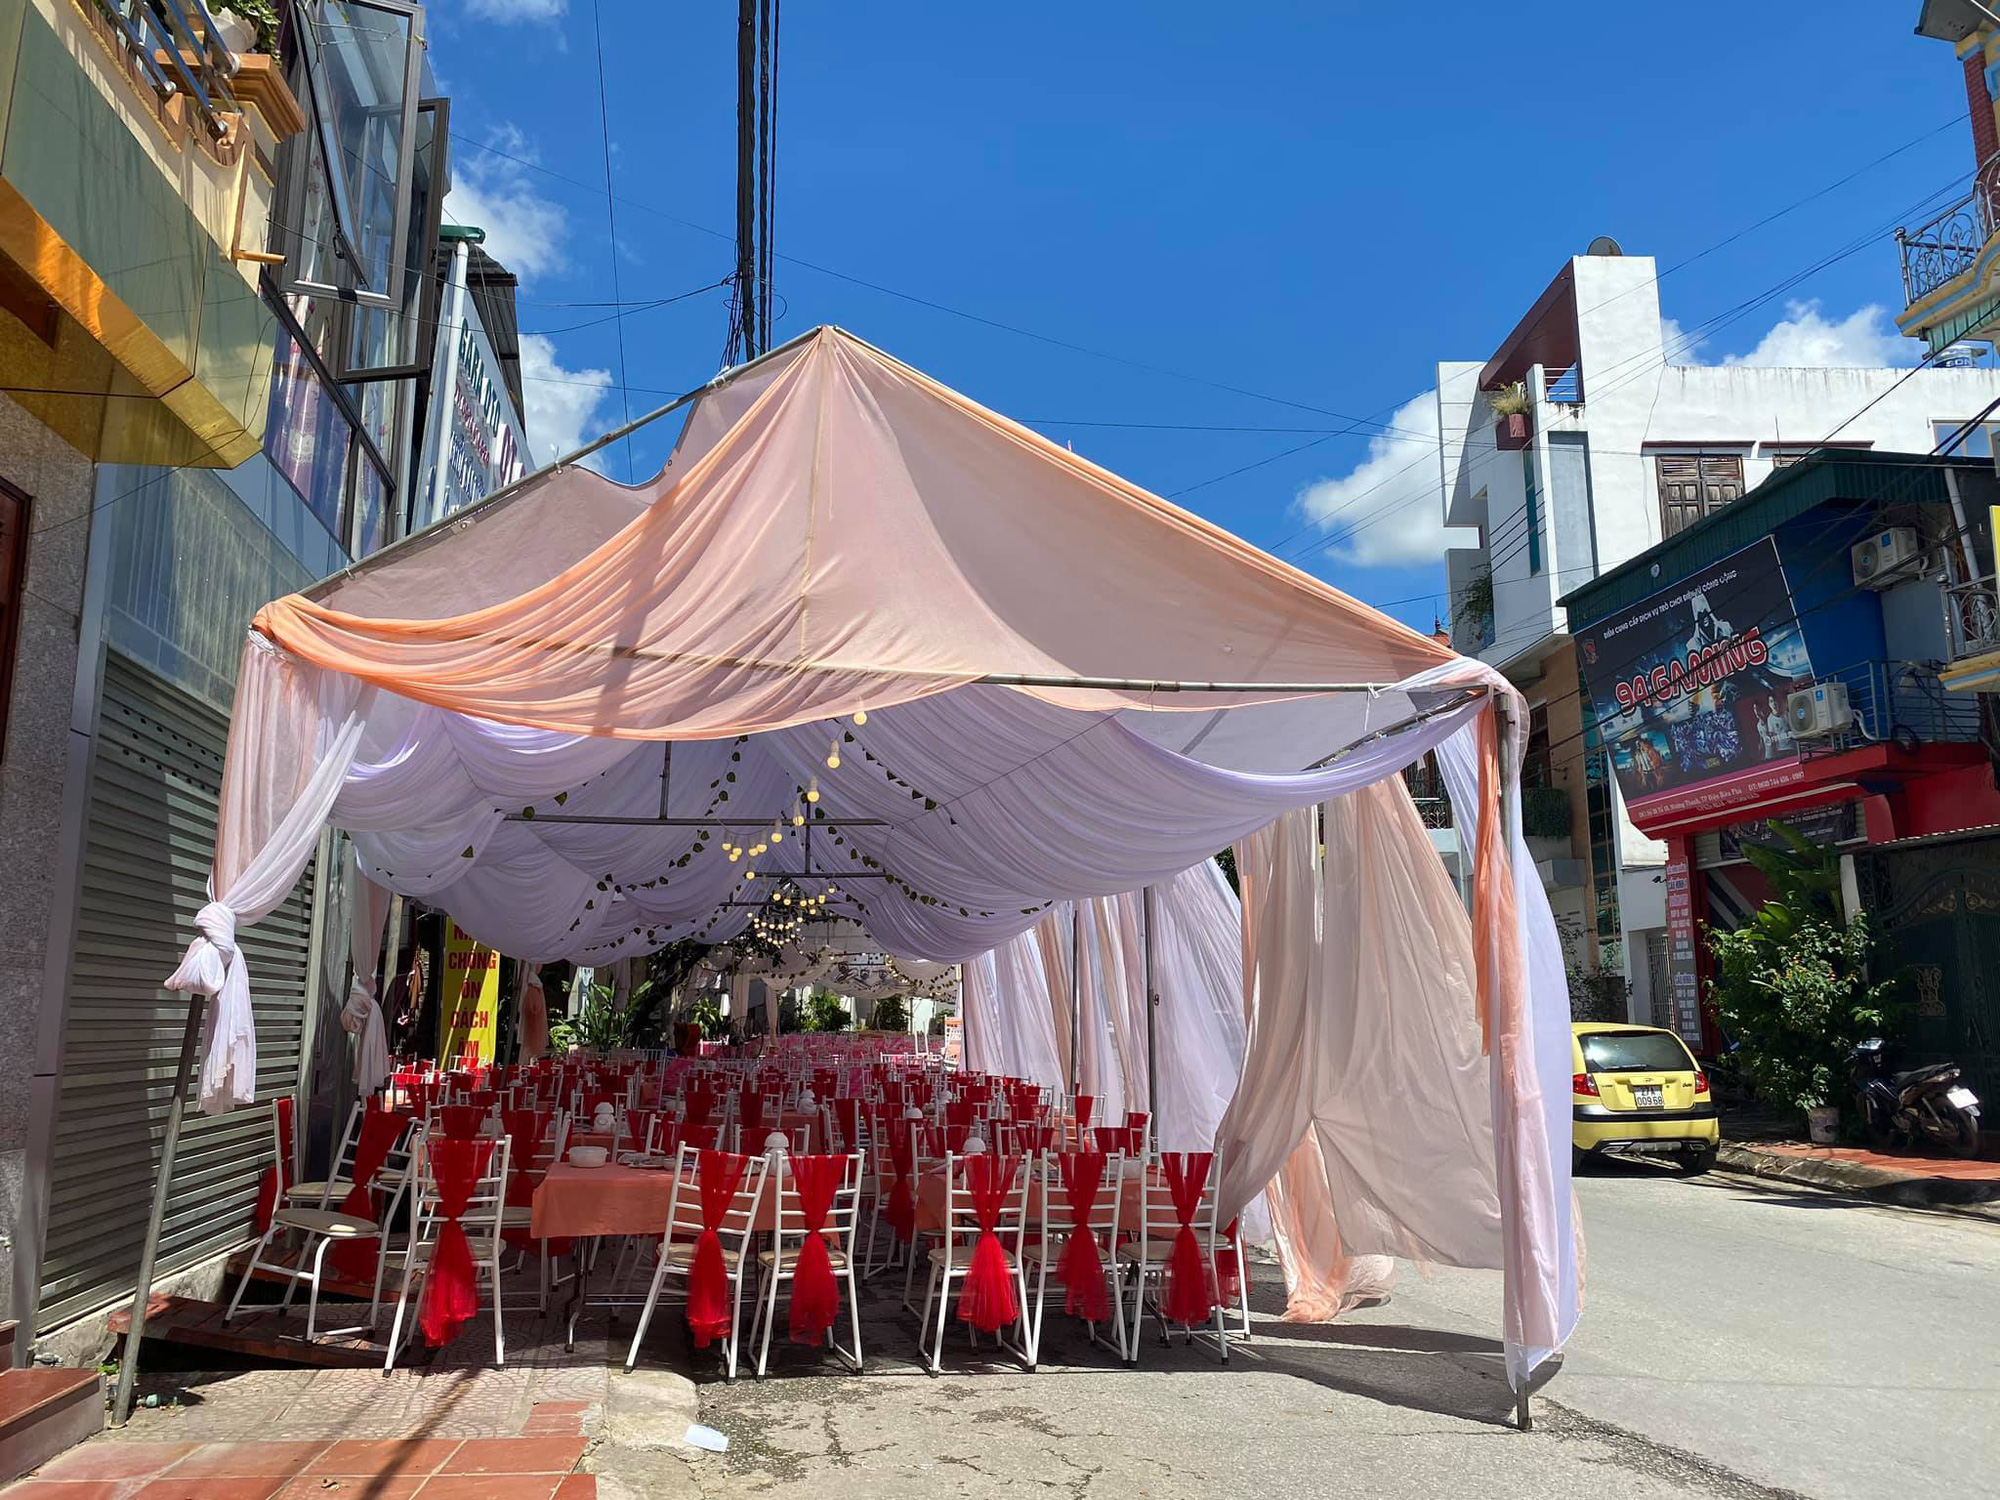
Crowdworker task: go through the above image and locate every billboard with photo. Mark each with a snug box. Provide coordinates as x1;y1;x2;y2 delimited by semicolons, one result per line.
1575;538;1815;816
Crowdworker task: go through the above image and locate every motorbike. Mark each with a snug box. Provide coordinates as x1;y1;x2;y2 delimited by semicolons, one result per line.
1848;1038;1983;1157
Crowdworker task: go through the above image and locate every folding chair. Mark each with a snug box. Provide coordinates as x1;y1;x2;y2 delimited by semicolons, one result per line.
624;1146;770;1380
1022;1148;1126;1366
916;1151;1030;1374
749;1151;866;1376
1118;1151;1229;1365
382;1133;513;1370
227;1113;420;1342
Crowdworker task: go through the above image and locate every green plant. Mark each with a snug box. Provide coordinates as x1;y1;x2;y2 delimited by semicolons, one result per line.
1705;823;1903;1117
1488;381;1532;417
1521;784;1573;841
548;981;631;1054
871;994;909;1033
1453;569;1494;645
684;992;726;1040
802;988;849;1033
216;0;278;51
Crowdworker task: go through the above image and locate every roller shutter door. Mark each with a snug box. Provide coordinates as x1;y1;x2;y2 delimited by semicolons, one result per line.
37;654;316;1329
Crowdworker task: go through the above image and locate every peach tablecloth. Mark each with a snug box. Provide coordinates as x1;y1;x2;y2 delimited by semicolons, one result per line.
531;1161;783;1239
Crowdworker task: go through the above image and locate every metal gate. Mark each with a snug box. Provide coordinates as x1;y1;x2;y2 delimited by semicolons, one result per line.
36;654;316;1329
1858;838;2000;1108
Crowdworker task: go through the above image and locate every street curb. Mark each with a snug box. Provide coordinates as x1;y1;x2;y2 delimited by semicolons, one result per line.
1713;1141;2000;1223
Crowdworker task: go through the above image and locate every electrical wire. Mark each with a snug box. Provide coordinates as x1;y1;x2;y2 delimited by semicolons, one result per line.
590;0;635;482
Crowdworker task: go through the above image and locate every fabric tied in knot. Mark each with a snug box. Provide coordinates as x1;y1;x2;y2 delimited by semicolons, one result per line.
685;1150;752;1348
955;1152;1021;1333
1055;1151;1110;1323
885;1127;917;1242
166;900;255;1114
331;1107;405;1282
419;1138;495;1348
341;979;392;1098
1160;1153;1219;1326
786;1154;845;1345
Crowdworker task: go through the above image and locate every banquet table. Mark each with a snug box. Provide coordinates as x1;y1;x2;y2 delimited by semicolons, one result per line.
531;1161;781;1240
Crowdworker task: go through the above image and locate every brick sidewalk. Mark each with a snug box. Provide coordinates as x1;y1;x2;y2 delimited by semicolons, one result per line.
1716;1136;2000;1218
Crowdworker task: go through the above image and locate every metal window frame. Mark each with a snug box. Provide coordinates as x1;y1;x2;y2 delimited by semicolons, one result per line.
285;0;428;310
339;96;452;384
261;278;398;547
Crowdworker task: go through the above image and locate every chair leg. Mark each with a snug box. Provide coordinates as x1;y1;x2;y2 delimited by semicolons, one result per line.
927;1268;950;1375
755;1265;779;1379
625;1254;669;1373
491;1254;506;1367
842;1270;865;1374
225;1226;277;1324
303;1236;335;1340
383;1281;412;1373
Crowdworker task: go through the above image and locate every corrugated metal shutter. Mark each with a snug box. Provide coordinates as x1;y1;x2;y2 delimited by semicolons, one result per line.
37;654;316;1329
1692;830;1726;869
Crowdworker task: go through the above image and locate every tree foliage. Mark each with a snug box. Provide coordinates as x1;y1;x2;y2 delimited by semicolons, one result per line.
870;994;910;1033
1706;823;1902;1115
802;989;849;1033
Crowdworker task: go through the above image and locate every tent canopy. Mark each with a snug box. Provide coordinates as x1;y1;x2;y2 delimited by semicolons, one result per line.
171;325;1576;1388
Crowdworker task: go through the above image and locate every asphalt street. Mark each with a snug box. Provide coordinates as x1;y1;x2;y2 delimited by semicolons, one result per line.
619;1159;2000;1500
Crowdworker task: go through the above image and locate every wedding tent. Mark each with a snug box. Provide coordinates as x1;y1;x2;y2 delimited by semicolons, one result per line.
160;326;1578;1395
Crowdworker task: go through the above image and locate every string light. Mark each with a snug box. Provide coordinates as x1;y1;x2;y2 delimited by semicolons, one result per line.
728;848;741;862
806;777;820;805
826;736;841;770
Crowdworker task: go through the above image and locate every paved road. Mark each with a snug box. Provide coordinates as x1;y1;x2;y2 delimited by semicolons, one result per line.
1362;1157;2000;1500
611;1162;2000;1500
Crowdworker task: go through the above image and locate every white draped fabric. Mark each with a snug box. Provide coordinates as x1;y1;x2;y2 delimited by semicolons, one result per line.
172;327;1578;1386
339;847;393;1097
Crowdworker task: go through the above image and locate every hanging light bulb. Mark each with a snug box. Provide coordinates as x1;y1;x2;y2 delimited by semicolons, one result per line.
853;709;868;726
826;737;841;770
771;827;783;843
791;800;805;827
745;869;757;881
806;777;820;805
728;848;741;862
751;843;767;856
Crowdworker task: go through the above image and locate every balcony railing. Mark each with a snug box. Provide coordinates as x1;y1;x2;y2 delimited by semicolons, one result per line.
1945;572;2000;660
1896;154;2000;308
90;0;242;141
1802;659;1980;750
1541;364;1581;405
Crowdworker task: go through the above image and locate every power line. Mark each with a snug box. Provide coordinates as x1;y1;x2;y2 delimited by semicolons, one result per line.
590;0;636;482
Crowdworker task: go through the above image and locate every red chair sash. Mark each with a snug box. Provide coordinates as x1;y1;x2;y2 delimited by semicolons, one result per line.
955;1153;1021;1333
1215;1215;1244;1308
1055;1151;1110;1322
683;1089;716;1128
419;1139;496;1347
1073;1095;1096;1134
1160;1153;1218;1326
439;1104;486;1140
885;1125;917;1241
330;1108;405;1281
686;1150;753;1348
786;1155;845;1346
1093;1125;1143;1155
254;1097;296;1234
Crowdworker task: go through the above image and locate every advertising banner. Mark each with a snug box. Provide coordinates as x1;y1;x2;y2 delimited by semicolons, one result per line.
441;921;499;1068
1575;538;1814;823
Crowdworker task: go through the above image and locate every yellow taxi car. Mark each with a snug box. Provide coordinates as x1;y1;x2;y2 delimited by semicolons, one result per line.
1572;1022;1719;1173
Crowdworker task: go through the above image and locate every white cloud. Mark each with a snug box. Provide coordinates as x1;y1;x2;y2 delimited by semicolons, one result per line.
517;333;612;470
1664;299;1916;370
464;0;566;21
442;127;570;281
1295;392;1476;569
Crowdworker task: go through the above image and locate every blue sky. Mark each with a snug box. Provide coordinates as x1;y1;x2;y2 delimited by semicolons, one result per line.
434;1;1968;635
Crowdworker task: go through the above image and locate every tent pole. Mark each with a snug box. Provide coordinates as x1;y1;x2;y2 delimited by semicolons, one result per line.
1067;903;1081;1110
110;994;203;1427
1142;884;1159;1160
1492;692;1533;1433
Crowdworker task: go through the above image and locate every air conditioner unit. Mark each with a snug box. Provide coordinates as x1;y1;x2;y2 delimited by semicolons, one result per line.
1851;527;1924;588
1788;682;1852;739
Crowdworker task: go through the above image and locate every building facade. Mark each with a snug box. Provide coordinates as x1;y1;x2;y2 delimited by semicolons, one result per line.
0;0;529;1362
1561;453;2000;1109
1438;248;2000;1023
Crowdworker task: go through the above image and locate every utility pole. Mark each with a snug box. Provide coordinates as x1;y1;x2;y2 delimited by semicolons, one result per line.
734;0;760;360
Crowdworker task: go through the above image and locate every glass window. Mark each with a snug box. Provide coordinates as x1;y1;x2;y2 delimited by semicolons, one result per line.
1934;420;1999;459
264;319;352;540
1580;1030;1696;1074
288;0;424;307
350;452;389;559
1522;450;1542;575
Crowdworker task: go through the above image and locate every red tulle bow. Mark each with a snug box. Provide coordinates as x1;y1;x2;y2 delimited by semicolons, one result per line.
955;1153;1021;1333
331;1107;405;1282
419;1138;496;1348
254;1096;296;1234
1055;1151;1110;1322
685;1150;752;1348
785;1154;845;1345
1160;1153;1218;1326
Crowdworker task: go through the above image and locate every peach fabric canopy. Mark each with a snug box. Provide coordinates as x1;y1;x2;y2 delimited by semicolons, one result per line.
170;327;1577;1390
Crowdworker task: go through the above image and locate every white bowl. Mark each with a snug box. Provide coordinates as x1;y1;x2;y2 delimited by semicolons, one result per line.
568;1145;609;1168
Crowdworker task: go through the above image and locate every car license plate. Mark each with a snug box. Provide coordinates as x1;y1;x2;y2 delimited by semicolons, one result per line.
1632;1085;1664;1109
1947;1086;1979;1109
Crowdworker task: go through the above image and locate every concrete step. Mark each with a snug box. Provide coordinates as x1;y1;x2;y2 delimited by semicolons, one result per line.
0;1367;103;1485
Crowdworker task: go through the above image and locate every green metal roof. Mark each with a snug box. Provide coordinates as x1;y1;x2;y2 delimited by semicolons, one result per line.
1559;452;1970;628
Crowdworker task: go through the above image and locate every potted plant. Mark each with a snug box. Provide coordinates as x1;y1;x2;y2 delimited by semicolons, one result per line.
1705;824;1904;1141
1489;381;1532;449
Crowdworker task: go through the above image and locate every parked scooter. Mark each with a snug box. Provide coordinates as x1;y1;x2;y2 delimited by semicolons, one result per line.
1848;1038;1983;1157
